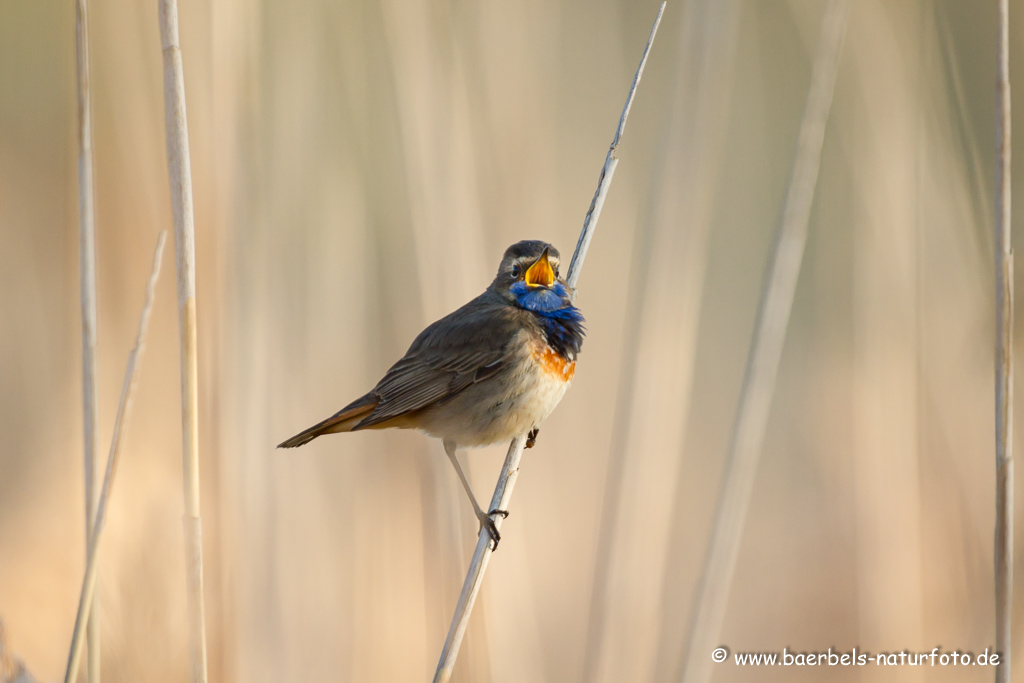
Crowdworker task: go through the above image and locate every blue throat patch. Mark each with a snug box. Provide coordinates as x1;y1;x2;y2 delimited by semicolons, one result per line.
510;281;586;360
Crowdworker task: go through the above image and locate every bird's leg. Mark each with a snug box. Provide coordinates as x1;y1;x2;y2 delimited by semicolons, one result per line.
526;428;539;449
443;440;504;550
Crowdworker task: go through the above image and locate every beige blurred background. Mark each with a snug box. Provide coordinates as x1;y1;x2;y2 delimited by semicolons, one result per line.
1;0;1023;681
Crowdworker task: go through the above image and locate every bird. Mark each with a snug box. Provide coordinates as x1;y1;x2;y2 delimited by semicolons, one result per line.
278;240;585;549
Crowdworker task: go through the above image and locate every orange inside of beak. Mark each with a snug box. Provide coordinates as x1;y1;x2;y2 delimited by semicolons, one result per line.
524;249;555;288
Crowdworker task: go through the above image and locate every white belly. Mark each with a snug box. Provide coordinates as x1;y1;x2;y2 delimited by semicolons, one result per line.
416;343;574;447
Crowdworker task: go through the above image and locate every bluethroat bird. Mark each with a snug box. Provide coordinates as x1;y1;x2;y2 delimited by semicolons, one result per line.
278;240;585;549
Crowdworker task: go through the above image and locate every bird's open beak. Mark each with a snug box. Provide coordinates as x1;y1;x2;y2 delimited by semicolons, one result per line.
524;248;555;288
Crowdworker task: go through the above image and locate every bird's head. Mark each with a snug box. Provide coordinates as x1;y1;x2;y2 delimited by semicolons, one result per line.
491;240;574;312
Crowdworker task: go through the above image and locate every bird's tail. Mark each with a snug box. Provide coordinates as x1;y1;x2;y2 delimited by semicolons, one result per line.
277;393;379;448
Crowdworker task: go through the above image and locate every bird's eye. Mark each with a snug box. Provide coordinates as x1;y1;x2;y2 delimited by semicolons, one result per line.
511;264;522;278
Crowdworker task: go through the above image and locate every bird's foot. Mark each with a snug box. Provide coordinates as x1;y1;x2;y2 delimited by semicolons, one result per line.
526;428;539;449
477;514;501;550
477;509;510;551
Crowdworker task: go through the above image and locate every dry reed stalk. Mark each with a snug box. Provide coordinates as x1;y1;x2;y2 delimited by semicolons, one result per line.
565;2;664;291
994;0;1013;680
63;233;167;683
678;3;848;682
74;0;101;680
431;5;665;681
579;3;741;679
577;141;658;683
156;2;208;679
432;434;527;683
157;2;209;681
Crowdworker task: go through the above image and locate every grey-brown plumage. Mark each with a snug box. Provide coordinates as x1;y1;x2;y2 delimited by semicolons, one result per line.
278;294;528;446
278;240;585;547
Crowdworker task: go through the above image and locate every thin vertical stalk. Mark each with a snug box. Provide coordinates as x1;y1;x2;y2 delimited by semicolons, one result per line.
64;233;167;683
432;435;527;683
565;2;665;293
577;128;660;683
994;0;1013;681
580;3;741;679
679;3;849;682
157;2;209;681
431;6;665;681
74;0;101;679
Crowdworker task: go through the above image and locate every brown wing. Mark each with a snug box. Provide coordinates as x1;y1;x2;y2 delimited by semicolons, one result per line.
276;394;378;448
352;292;521;429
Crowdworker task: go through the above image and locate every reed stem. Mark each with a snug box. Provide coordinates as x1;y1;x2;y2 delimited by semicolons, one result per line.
157;1;209;680
994;0;1013;680
432;5;665;680
566;2;665;293
64;233;167;683
74;0;101;678
679;3;849;681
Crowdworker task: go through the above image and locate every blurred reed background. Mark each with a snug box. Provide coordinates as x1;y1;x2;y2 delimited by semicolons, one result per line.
0;0;1022;681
